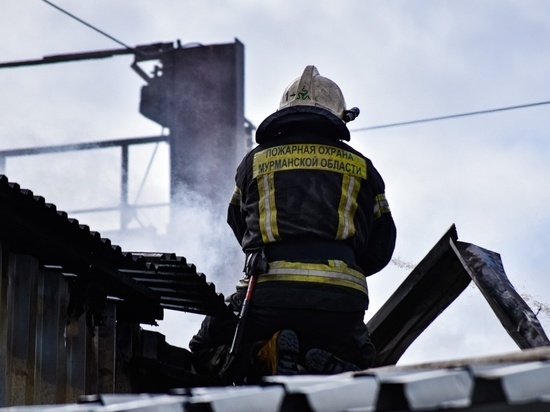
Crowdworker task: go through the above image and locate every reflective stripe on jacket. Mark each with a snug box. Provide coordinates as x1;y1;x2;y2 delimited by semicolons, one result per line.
257;260;368;295
227;129;396;310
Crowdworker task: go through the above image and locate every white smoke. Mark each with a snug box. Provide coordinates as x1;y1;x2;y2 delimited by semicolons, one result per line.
106;188;244;349
390;256;416;271
167;187;244;294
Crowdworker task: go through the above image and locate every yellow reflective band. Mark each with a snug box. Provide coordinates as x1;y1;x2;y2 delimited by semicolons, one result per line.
258;174;280;243
336;175;361;240
230;186;242;206
257;260;367;295
374;193;391;219
253;144;367;179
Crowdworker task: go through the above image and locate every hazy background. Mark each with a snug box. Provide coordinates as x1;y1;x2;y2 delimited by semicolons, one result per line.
1;0;550;365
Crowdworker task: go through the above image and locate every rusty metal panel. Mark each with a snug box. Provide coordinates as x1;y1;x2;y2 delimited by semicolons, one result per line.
97;301;117;394
115;322;140;394
32;266;72;405
55;271;69;403
88;321;100;396
84;318;100;398
0;240;9;406
65;314;91;402
7;253;39;405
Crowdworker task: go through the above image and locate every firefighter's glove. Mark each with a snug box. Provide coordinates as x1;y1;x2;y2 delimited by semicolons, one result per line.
246;250;269;277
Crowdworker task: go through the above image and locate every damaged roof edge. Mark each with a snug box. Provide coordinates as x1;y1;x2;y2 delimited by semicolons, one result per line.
367;224;550;367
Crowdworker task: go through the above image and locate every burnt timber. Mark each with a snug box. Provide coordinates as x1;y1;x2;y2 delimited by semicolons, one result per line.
1;173;549;408
368;225;550;367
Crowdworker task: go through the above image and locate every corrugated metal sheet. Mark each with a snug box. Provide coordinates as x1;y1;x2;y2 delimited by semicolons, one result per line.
120;253;233;317
2;175;550;411
0;174;233;405
2;350;550;411
0;174;232;321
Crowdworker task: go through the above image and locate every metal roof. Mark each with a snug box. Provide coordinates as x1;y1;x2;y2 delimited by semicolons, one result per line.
120;252;234;317
0;174;233;323
2;348;550;411
2;173;550;410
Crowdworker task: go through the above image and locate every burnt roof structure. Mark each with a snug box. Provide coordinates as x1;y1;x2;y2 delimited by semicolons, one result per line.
2;173;550;410
367;225;550;367
0;174;234;405
0;174;232;323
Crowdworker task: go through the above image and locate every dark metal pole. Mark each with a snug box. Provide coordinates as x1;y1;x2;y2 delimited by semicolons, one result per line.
120;144;129;230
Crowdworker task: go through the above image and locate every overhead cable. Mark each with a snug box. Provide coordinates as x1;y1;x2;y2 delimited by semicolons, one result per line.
351;100;550;132
42;0;137;53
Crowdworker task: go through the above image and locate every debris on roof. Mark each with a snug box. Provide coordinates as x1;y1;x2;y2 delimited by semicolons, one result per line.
0;174;233;324
2;173;550;411
368;225;549;367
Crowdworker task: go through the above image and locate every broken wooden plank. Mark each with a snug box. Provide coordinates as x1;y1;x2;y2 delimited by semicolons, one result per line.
451;241;550;349
367;225;472;366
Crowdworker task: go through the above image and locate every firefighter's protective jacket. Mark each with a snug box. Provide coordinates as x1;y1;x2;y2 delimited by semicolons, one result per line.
227;119;396;312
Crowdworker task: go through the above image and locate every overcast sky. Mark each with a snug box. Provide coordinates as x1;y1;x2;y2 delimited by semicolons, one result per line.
2;0;550;366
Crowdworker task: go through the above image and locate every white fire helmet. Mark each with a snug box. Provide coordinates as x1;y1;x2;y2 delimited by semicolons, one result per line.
256;65;359;143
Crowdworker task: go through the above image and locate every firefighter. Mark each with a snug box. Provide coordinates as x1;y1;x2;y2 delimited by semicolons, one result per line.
189;65;396;383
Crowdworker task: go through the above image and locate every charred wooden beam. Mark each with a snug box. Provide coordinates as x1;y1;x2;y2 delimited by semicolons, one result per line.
368;224;550;368
367;225;471;367
452;241;550;349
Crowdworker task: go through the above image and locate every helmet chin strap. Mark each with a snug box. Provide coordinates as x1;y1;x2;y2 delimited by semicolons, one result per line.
343;107;360;123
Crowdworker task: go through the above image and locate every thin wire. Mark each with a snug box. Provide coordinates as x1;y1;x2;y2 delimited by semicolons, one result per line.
351;100;550;133
37;0;550;135
42;0;135;52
